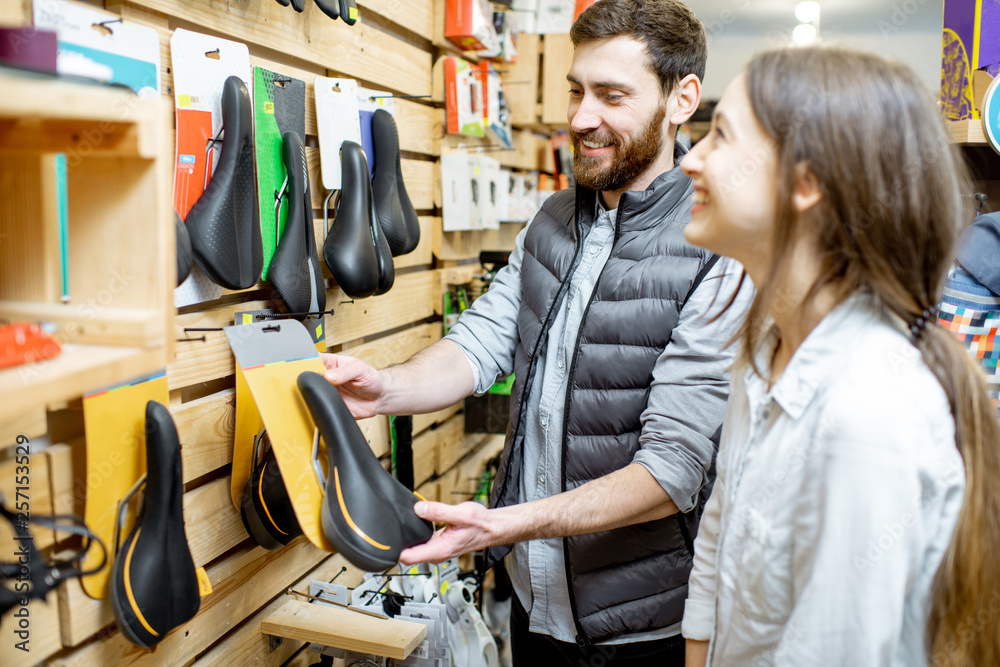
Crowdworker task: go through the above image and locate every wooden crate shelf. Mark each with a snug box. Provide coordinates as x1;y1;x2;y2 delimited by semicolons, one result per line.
261;599;427;660
0;69;174;428
948;118;987;145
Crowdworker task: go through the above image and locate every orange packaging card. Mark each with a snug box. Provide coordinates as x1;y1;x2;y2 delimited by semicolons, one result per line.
173;107;215;219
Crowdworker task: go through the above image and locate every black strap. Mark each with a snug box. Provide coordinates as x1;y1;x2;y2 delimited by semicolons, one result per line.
682;253;720;307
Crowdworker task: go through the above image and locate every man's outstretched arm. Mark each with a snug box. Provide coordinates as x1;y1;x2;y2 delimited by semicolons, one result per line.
400;462;676;565
321;339;475;419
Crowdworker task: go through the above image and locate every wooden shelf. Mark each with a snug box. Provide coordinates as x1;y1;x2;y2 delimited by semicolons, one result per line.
0;67;174;431
0;68;165;159
0;343;167;424
948;119;988;145
261;599;428;660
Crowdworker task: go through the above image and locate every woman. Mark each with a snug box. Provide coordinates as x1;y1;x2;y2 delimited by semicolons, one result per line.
678;47;1000;666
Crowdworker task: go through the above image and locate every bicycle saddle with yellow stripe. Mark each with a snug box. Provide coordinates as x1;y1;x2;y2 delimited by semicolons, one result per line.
110;402;200;648
297;371;432;571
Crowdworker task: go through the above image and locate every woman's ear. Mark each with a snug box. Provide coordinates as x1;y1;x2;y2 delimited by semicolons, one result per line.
792;162;822;213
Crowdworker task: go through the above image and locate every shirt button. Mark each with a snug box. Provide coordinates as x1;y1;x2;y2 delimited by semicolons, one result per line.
538;475;546;485
540;417;547;427
557;360;564;369
589;246;598;255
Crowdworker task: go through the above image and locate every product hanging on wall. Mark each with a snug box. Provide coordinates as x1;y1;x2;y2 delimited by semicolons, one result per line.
175;212;193;286
110;402;203;648
371;108;420;256
240;429;303;550
268;131;327;315
186;75;263;291
324;142;389;298
298;371;433;571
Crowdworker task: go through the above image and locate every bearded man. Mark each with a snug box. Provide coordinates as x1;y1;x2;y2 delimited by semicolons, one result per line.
320;1;751;664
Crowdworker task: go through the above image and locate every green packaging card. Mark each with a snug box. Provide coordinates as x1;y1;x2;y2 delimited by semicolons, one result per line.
253;67;306;279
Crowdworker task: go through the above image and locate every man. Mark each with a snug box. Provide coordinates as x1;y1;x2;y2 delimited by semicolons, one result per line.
322;0;750;663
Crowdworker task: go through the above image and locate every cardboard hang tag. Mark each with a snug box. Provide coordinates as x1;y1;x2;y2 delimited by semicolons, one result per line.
171;28;252;308
315;77;363;191
224;319;333;551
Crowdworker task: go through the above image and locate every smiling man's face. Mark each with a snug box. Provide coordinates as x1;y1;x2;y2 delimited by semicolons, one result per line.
567;35;674;195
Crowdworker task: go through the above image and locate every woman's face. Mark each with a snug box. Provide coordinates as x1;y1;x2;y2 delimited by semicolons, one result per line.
681;75;779;280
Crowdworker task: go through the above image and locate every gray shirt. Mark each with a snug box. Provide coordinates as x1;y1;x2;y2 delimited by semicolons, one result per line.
446;203;753;644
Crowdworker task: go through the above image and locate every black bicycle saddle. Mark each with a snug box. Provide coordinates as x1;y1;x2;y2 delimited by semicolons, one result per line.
185;76;262;290
110;402;200;648
314;0;339;19
338;0;358;25
175;211;193;286
371;109;419;256
240;431;303;550
323;141;380;298
296;371;432;571
371;190;395;295
269;132;327;315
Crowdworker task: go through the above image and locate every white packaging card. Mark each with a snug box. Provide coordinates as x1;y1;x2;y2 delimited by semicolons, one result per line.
442;153;475;231
497;169;512;223
34;0;160;95
314;77;363;191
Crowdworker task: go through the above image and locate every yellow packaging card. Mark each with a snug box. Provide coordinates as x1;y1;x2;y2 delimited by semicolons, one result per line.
81;372;169;599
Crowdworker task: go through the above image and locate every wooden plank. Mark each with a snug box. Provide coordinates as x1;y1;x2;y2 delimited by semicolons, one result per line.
359;0;435;44
500;34;541;127
439;433;503;503
0;0;28;27
412;402;461;437
395;216;435;270
174;389;235;484
195;553;367;667
1;408;46;449
56;576;114;648
168;300;270;391
415;478;439;502
46;443;74;516
184;478;247;568
0;344;167;428
52;538;329;666
134;0;432;97
261;599;426;660
0;592;62;667
394;100;441;157
411;420;439;488
0;303;165;348
948;119;987;145
402;158;436;211
541;34;573;127
324;270;439;347
432;219;524;262
438;419;488;475
341;322;442;369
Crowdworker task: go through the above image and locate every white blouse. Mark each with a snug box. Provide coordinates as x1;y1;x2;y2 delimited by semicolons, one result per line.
682;293;965;666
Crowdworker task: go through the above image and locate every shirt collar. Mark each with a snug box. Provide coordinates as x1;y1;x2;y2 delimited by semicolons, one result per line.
744;291;885;420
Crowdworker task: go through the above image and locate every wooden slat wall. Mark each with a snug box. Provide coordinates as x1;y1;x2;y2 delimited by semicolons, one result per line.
0;0;562;664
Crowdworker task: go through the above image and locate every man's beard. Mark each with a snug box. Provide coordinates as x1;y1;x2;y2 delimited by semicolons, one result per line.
571;105;667;192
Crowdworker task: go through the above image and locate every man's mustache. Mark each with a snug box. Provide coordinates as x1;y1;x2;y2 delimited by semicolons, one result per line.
572;130;620;149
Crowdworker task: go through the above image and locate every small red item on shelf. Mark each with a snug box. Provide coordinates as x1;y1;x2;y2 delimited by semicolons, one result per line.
0;322;62;370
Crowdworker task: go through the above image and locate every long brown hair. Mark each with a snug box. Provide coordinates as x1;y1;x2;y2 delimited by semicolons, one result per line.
743;46;1000;665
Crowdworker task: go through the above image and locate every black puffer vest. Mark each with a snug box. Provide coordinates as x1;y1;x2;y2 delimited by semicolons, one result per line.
486;157;716;643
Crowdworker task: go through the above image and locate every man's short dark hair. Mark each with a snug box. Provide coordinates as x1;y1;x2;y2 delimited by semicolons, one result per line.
570;0;707;94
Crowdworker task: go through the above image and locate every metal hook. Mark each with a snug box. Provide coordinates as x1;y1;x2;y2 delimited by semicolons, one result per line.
368;94;431;100
262;324;281;332
176;335;206;343
255;308;335;320
205;126;225;189
323;189;339;233
311;427;326;490
274;176;289;246
113;475;147;556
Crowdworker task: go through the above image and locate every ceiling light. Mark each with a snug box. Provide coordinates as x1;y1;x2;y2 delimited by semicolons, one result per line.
795;1;821;24
792;23;818;45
